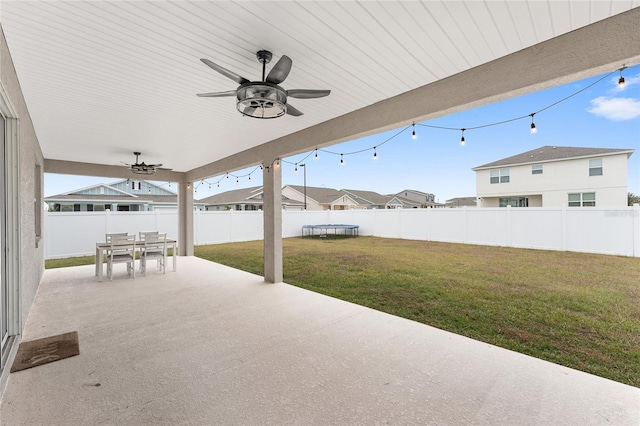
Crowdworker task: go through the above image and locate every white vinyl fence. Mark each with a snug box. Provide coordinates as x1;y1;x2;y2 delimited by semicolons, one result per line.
45;205;640;259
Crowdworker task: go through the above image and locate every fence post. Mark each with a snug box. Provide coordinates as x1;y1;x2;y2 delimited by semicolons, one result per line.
105;209;111;233
506;205;512;247
634;204;640;257
463;206;468;244
561;205;567;252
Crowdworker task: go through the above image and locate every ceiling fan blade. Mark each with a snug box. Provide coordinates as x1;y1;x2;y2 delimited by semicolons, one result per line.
196;90;237;97
286;103;303;117
200;58;249;85
287;89;331;99
149;164;163;168
266;55;292;84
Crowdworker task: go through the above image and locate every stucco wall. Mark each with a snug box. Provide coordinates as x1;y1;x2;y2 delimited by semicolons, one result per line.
1;24;45;389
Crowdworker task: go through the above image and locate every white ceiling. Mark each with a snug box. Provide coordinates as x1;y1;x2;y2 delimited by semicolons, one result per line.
1;1;638;174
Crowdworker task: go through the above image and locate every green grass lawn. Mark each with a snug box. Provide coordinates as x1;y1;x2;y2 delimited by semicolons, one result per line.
194;237;640;387
45;237;640;386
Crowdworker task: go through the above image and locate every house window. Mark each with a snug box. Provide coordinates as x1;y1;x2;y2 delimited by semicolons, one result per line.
131;181;141;191
490;168;510;184
87;204;94;212
499;197;528;207
73;204;81;212
568;192;596;207
589;158;603;176
105;204;111;211
532;165;543;175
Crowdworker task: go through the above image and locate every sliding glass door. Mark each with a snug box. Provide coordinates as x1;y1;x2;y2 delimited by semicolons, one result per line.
0;113;7;349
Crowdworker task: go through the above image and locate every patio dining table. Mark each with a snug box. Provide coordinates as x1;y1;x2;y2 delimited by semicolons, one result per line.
95;238;177;281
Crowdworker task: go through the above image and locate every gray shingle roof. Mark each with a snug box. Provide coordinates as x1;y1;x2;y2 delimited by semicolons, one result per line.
341;189;392;206
198;186;263;204
473;146;634;169
44;193;179;203
287;185;347;204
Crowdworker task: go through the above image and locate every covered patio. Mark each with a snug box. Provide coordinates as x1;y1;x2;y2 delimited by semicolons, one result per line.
1;1;639;420
1;258;638;424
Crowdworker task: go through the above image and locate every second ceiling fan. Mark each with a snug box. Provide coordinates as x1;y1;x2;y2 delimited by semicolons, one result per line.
197;50;330;119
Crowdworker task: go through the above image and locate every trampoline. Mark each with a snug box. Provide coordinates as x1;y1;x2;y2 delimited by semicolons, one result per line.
302;224;359;238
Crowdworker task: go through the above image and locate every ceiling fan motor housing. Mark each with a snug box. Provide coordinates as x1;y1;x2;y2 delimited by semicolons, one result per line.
236;81;287;119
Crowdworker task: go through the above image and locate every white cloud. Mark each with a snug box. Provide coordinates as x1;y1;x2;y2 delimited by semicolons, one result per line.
587;96;640;121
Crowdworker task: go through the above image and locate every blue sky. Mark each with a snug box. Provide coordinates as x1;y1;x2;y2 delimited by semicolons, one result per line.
45;66;640;203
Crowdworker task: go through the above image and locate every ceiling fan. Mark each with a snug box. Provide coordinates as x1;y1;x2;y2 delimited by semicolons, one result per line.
197;50;331;119
123;152;168;175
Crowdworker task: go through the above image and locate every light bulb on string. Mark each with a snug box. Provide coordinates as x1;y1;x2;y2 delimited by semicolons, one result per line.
340;154;344;166
217;182;219;188
236;177;239;184
412;122;417;140
373;147;378;160
295;164;298;173
226;173;229;179
208;183;211;189
314;149;319;160
618;66;626;87
460;129;466;147
248;174;251;181
275;159;280;169
530;113;537;134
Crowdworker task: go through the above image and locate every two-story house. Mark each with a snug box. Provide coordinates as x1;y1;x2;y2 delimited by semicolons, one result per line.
473;146;634;207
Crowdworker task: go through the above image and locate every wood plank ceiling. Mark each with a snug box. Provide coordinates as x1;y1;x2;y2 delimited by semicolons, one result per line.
1;1;637;174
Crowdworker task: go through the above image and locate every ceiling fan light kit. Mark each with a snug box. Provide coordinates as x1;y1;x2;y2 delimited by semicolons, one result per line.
198;50;330;119
236;82;287;119
126;152;165;175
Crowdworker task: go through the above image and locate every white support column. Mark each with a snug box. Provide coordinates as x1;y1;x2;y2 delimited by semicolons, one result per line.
263;161;283;283
178;181;194;256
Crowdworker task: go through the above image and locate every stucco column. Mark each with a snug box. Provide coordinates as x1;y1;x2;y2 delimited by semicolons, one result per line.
263;161;282;283
178;181;194;256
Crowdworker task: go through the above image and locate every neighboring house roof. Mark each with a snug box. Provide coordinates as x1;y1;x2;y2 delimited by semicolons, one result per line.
341;189;392;206
392;196;423;208
199;186;303;207
44;193;179;203
198;186;264;205
473;146;635;170
446;197;477;207
395;189;430;197
286;185;351;205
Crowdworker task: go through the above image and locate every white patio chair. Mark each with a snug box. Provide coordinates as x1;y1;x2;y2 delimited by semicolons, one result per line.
140;232;167;276
139;231;159;242
105;232;128;243
106;234;136;281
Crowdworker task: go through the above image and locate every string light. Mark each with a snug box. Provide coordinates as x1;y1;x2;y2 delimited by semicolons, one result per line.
199;65;633;191
618;65;626;87
530;113;537;134
236;177;239;184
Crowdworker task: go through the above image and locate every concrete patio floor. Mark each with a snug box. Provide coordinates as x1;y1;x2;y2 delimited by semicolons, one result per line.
0;257;638;425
